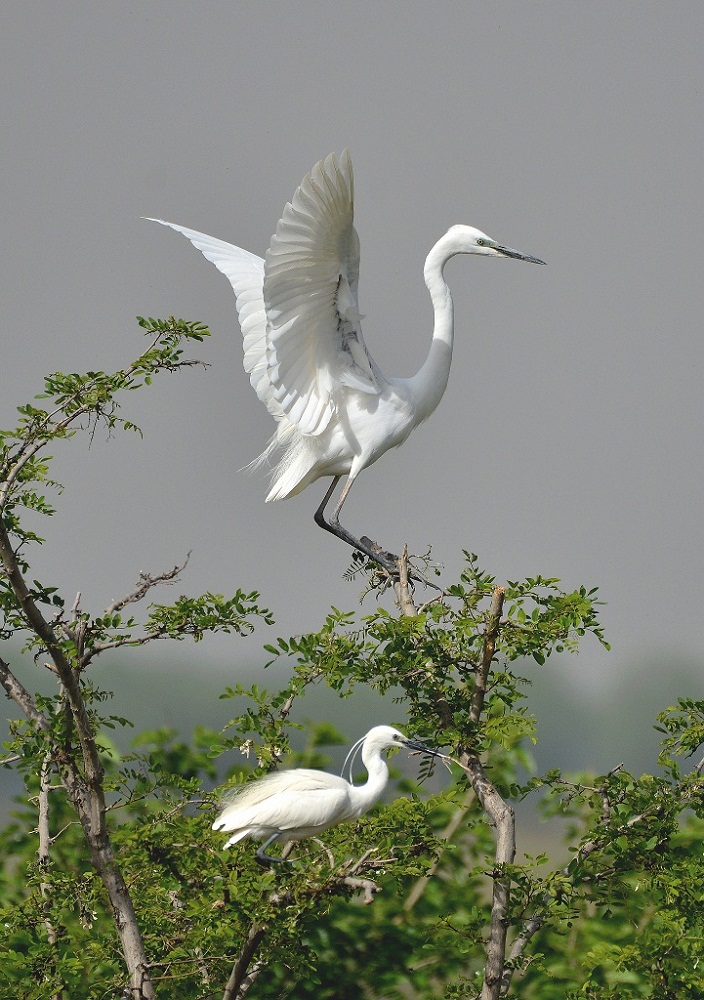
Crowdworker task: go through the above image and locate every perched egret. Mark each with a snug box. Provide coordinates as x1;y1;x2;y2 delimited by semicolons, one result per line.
148;151;544;568
212;725;441;864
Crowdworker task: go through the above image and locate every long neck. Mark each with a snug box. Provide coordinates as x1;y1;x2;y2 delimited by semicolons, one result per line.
407;235;456;423
350;750;390;818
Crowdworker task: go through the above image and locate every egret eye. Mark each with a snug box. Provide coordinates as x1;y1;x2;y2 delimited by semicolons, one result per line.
476;239;485;246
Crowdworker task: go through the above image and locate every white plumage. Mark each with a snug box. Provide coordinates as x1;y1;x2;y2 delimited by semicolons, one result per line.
211;725;439;864
148;152;544;567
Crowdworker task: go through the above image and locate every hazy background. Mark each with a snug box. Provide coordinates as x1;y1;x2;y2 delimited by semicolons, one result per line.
1;4;702;798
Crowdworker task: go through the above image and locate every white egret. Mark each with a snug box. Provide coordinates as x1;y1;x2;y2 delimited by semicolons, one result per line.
148;151;544;569
212;725;441;865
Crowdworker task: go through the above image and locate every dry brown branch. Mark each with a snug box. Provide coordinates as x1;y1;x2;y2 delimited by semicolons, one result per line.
103;557;190;616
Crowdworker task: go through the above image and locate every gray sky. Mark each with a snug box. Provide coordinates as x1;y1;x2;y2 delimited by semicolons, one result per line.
2;4;703;768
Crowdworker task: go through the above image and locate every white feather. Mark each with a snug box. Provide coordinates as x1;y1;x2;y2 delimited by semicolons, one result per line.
148;153;544;525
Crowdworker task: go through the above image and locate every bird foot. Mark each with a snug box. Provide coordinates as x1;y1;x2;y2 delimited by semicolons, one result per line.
359;536;399;572
357;537;442;594
255;851;292;868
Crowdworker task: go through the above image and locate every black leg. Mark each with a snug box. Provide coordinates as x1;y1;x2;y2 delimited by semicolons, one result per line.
313;478;399;573
255;833;289;867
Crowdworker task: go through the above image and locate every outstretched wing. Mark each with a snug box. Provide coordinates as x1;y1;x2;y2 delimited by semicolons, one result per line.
263;150;383;436
144;219;282;417
146;151;383;438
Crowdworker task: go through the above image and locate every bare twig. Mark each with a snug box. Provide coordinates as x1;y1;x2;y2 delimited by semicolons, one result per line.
104;557;190;616
342;875;381;904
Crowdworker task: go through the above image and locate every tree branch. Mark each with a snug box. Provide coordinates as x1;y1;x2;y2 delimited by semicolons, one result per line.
222;921;267;1000
470;587;505;726
103;557;190;616
0;654;51;733
460;753;515;1000
0;517;154;999
37;756;59;940
394;544;418;617
457;587;515;1000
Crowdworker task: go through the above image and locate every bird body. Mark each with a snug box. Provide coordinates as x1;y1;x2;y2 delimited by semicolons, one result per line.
149;152;544;565
212;725;439;862
265;373;419;502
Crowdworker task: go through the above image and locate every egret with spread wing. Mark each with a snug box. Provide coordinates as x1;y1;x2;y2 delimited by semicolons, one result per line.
148;152;544;568
212;725;440;865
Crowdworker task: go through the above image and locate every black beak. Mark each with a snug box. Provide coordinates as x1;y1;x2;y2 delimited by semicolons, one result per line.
404;738;443;757
495;244;546;265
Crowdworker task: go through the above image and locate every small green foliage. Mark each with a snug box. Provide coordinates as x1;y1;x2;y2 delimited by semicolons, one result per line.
2;320;703;997
146;590;274;641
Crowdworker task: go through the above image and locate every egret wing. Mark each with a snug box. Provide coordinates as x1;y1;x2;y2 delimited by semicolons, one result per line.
213;770;351;834
145;219;281;417
263;150;383;437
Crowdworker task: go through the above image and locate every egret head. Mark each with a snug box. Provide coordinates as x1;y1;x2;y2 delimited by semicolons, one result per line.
342;725;441;782
444;224;546;265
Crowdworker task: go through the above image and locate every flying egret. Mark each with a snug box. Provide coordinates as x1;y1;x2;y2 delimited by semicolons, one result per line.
212;725;441;865
148;151;545;569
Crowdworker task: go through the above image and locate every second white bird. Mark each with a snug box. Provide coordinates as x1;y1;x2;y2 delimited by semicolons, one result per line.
212;725;441;864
